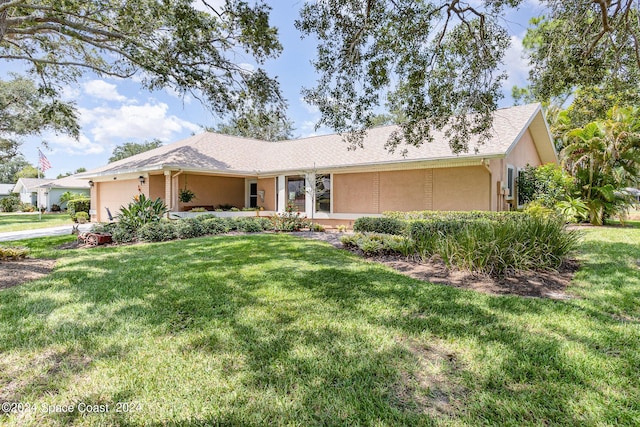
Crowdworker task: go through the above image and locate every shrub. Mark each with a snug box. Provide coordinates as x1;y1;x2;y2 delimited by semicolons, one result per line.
189;207;207;212
21;203;35;212
0;246;29;260
236;217;263;233
51;204;61;212
272;202;309;231
337;224;348;233
91;223;117;234
354;217;405;235
111;225;136;244
340;232;414;256
556;197;589;223
0;195;21;212
176;217;206;239
201;217;230;235
117;194;168;231
75;211;89;223
67;198;90;220
258;217;274;231
138;221;178;242
310;223;325;232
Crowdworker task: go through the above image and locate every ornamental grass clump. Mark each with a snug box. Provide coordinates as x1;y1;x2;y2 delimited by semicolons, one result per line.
0;246;30;260
408;213;580;275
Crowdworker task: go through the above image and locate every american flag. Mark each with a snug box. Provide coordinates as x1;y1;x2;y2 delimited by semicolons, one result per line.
38;149;52;172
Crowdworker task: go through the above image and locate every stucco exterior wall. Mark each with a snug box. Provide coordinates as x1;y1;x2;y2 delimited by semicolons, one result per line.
332;166;490;214
148;174;165;201
333;172;378;214
379;169;434;212
178;174;245;210
506;129;542;169
432;166;490;211
258;177;276;211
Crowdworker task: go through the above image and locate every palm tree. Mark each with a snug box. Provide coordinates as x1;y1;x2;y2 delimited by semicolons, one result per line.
561;106;640;225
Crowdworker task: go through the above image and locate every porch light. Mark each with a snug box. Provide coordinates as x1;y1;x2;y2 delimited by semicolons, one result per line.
138;176;146;185
88;180;94;187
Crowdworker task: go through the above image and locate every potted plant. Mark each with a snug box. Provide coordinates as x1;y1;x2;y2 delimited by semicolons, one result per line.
179;188;196;203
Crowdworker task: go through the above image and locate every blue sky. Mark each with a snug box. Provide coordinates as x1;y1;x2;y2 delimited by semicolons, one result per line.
10;0;545;180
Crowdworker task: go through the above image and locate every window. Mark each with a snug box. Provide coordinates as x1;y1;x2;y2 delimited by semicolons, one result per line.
286;176;305;212
315;174;331;213
517;168;526;207
249;182;258;208
506;165;515;200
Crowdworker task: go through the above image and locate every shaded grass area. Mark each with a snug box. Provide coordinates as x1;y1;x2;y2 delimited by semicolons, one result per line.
0;213;73;233
0;230;639;425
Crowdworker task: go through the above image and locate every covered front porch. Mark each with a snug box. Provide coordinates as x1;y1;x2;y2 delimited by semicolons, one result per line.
89;170;332;223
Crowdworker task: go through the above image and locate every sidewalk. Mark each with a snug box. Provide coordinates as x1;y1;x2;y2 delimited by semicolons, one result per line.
0;223;93;242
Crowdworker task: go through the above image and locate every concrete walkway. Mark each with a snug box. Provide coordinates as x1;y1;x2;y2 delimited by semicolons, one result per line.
0;223;93;242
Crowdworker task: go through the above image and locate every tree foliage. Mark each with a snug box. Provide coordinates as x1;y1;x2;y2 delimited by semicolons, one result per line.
524;2;640;104
0;154;32;182
109;139;163;163
296;1;518;154
561;106;640;225
56;167;86;179
0;0;285;121
16;165;39;178
215;110;294;141
0;76;78;161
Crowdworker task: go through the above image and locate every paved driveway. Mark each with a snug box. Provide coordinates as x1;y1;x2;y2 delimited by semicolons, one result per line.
0;224;93;242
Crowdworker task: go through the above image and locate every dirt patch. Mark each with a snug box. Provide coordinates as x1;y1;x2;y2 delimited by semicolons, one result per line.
0;259;56;290
392;337;466;417
294;231;579;299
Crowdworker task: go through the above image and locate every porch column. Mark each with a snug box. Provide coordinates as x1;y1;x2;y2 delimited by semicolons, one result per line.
164;171;172;211
277;175;286;212
305;172;315;217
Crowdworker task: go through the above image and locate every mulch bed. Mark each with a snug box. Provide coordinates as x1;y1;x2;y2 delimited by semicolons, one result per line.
292;231;579;300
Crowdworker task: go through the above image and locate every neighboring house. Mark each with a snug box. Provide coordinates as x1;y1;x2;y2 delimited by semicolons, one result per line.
0;183;15;201
35;175;91;211
81;103;557;225
12;178;53;206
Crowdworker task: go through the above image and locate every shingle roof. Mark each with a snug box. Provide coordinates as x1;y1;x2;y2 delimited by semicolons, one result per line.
83;103;553;178
36;175;91;189
13;178;53;192
0;184;15;195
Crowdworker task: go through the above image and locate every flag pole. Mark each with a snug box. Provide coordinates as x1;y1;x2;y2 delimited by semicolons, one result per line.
38;148;42;221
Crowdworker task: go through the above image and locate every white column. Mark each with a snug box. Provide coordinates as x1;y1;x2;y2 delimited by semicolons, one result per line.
305;172;315;217
277;175;286;212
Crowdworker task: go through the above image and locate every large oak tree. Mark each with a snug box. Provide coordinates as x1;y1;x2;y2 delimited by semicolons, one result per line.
0;0;286;153
297;1;640;154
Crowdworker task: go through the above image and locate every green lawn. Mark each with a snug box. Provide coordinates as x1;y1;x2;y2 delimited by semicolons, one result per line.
0;213;73;233
0;229;638;426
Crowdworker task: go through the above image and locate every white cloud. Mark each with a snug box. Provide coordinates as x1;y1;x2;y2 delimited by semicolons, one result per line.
46;133;105;156
60;85;81;101
80;102;201;143
299;98;319;114
502;35;531;91
83;79;128;102
165;86;193;104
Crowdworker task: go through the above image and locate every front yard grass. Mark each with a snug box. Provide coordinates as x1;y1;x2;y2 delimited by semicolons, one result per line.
0;228;638;425
0;213;73;233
